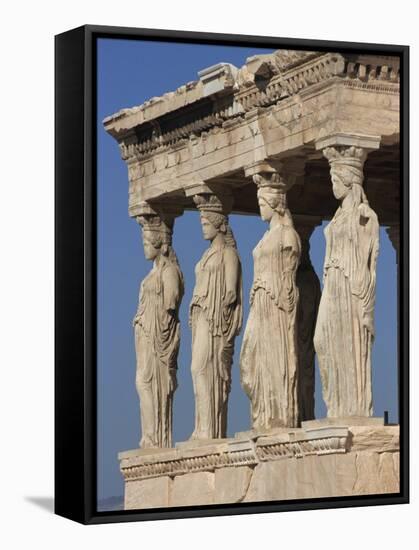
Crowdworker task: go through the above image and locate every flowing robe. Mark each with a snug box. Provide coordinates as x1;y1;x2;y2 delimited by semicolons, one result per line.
134;257;183;448
313;203;379;417
240;223;301;429
189;244;243;439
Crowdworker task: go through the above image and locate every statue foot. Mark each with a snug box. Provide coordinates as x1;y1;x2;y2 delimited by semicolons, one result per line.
189;429;211;441
139;435;158;448
189;430;199;441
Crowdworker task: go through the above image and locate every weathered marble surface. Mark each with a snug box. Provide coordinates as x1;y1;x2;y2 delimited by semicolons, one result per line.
119;423;400;509
133;209;184;448
103;48;401;512
314;145;380;418
189;193;243;440
103;51;399;219
240;172;301;429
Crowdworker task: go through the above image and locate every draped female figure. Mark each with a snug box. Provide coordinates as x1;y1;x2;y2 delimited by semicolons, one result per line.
189;194;243;440
133;215;184;448
240;176;301;429
314;146;379;417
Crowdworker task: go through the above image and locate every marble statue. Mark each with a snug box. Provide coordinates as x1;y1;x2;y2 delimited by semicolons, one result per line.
103;48;402;508
133;213;184;448
240;173;301;430
189;194;243;440
314;146;380;417
295;218;321;422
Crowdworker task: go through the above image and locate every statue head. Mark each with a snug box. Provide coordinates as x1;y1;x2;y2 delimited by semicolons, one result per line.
254;173;289;222
330;163;364;201
136;214;173;261
257;187;287;221
200;211;227;241
193;193;237;248
324;146;368;205
142;230;163;260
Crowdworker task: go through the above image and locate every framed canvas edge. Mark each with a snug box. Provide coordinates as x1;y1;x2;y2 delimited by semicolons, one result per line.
55;25;88;525
54;24;410;526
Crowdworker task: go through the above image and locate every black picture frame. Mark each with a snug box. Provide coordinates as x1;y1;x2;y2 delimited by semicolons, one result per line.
55;24;409;525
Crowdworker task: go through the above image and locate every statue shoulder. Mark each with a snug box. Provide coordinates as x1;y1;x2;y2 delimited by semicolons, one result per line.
358;203;379;234
223;245;239;261
222;246;240;274
281;225;301;250
161;261;181;281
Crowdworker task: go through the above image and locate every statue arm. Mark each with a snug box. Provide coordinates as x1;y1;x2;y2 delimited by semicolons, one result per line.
356;207;380;334
132;282;143;327
223;247;240;306
162;265;181;313
323;226;331;284
282;227;301;271
278;228;300;312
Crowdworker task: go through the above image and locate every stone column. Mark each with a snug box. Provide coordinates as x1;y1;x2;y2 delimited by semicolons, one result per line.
294;215;322;423
314;135;381;419
240;160;302;430
186;186;243;440
132;201;184;448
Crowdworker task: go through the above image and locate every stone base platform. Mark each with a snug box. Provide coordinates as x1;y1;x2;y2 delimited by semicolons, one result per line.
118;420;400;510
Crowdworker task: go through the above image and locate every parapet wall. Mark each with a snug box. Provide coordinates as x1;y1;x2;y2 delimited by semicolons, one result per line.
119;420;400;510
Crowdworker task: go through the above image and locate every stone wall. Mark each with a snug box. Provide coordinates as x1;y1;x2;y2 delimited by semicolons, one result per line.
119;421;399;510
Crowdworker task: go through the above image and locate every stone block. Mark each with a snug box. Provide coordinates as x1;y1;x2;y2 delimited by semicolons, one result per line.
125;476;170;510
244;459;299;502
295;456;316;499
378;452;400;493
301;417;384;429
393;452;400;483
119;424;400;509
170;471;215;506
306;453;338;498
335;452;358;496
214;466;254;504
349;426;399;453
353;452;381;494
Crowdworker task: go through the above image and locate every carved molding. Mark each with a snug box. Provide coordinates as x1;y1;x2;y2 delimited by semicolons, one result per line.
315;133;381;152
119;427;351;481
130;200;184;222
257;436;347;461
246;157;306;188
109;52;398;164
192;191;234;216
122;448;256;481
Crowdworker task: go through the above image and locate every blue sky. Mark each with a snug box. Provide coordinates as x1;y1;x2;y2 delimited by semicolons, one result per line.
96;38;398;503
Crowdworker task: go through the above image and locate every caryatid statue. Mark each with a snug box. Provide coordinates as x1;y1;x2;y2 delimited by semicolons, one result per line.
133;207;184;448
294;216;321;423
240;172;301;430
313;146;379;418
189;192;243;440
